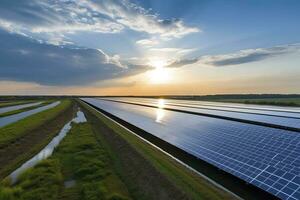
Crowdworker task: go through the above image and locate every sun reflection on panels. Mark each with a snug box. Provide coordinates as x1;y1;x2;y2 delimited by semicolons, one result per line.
158;98;165;108
155;108;165;123
155;99;166;123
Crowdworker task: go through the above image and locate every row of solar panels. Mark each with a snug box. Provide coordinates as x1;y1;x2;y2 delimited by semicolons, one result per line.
101;98;300;131
119;97;300;115
82;98;300;200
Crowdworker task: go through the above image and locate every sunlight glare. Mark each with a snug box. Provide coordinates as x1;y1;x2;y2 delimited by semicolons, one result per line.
156;108;165;123
147;59;171;84
155;99;166;123
149;59;167;69
158;99;165;108
149;67;170;84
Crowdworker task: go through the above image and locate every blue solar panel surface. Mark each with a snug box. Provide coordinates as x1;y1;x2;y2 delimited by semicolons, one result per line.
82;98;300;200
118;97;300;118
103;98;300;130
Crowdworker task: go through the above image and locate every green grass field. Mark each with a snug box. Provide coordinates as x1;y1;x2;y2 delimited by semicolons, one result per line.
0;122;132;200
0;101;70;146
0;100;74;179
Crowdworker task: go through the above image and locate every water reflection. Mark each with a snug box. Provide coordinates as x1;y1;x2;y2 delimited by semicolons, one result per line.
9;110;87;184
156;99;166;123
0;102;43;114
0;101;60;128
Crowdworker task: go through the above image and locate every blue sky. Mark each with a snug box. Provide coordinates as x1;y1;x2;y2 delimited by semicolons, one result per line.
0;0;299;95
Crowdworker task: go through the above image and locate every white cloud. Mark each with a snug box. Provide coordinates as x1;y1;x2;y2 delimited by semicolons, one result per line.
201;44;300;66
150;48;196;54
83;0;199;38
136;39;159;47
165;44;300;68
0;0;199;45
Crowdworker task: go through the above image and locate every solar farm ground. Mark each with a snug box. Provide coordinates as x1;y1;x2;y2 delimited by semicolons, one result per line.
0;98;237;200
82;97;300;200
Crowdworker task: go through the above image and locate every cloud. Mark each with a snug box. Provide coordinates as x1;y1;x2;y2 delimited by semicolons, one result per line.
86;0;199;38
150;48;196;55
0;0;199;44
165;44;300;68
0;0;123;34
202;45;300;66
0;29;148;86
166;58;199;68
136;39;159;47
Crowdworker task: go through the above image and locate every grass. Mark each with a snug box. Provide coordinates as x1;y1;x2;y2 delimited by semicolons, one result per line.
54;122;131;200
0;159;63;200
79;100;236;200
0;101;37;109
0;100;70;146
0;122;131;200
0;101;54;118
0;100;74;179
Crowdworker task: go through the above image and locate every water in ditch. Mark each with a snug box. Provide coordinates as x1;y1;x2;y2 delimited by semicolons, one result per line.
9;109;87;184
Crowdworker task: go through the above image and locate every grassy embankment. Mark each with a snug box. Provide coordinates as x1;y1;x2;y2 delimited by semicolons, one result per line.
0;101;37;109
0;100;75;179
79;101;236;200
0;101;54;118
0;123;132;200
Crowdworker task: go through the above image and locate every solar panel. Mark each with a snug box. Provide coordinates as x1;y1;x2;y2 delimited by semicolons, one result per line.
112;97;300;118
82;98;300;200
101;98;300;131
122;97;300;114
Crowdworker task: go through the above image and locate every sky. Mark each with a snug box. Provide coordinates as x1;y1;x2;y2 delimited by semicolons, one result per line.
0;0;299;95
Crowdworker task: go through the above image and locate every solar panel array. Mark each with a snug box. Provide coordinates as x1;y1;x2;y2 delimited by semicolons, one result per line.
120;97;300;114
117;97;300;118
82;98;300;200
102;98;300;130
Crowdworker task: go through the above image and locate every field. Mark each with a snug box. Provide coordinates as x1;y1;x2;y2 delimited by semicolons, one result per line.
0;123;131;200
0;98;237;200
0;100;75;179
2;95;297;199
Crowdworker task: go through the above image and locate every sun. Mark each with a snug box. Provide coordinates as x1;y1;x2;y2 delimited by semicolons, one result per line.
149;59;167;69
147;59;171;84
